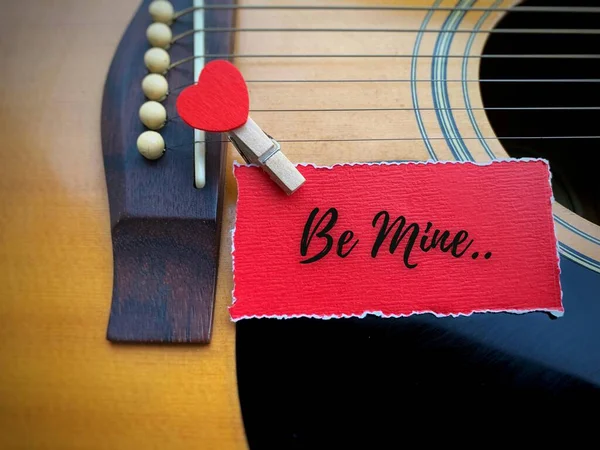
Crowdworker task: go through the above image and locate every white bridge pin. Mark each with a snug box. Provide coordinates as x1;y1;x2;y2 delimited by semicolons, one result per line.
146;22;172;49
149;0;175;25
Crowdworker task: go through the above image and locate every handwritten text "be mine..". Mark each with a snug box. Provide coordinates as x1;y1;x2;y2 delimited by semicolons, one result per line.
300;207;493;269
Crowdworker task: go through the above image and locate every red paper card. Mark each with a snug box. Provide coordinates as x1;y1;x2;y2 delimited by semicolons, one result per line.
230;160;563;321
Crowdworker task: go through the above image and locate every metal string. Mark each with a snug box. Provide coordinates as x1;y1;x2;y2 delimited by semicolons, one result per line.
245;78;600;83
275;136;600;142
167;107;600;118
171;27;600;43
250;107;600;112
173;5;600;19
168;53;600;69
166;135;600;150
168;79;600;93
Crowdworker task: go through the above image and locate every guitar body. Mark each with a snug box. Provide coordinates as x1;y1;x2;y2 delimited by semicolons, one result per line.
1;1;598;449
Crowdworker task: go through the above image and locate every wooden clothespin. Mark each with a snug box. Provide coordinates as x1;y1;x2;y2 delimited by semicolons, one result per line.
176;60;305;195
228;118;305;195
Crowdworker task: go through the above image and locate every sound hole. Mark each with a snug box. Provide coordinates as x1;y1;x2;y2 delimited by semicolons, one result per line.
480;0;600;225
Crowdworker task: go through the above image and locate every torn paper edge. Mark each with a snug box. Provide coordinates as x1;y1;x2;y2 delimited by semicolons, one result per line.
546;159;565;314
230;158;564;321
233;156;550;170
229;308;565;322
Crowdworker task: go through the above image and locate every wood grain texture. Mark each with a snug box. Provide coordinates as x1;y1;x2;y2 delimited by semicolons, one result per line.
103;0;233;343
0;0;245;448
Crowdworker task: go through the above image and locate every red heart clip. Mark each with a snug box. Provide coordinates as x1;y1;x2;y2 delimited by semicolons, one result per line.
176;60;249;132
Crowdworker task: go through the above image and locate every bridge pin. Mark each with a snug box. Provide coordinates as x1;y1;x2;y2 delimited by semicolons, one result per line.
144;47;170;74
139;101;167;130
137;131;165;160
147;22;172;49
149;1;175;25
142;73;169;101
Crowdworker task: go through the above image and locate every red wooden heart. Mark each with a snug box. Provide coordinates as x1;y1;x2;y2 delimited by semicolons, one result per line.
176;60;249;132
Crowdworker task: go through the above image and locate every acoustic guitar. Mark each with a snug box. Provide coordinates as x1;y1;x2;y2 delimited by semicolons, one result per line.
1;0;599;448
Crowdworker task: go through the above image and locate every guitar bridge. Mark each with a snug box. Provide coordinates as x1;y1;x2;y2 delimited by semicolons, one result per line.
101;0;235;343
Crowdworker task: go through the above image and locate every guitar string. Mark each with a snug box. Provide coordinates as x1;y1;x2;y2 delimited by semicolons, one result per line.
166;107;600;120
168;54;600;69
166;136;600;151
245;79;600;83
172;28;600;43
251;107;600;112
173;5;600;19
168;79;600;93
